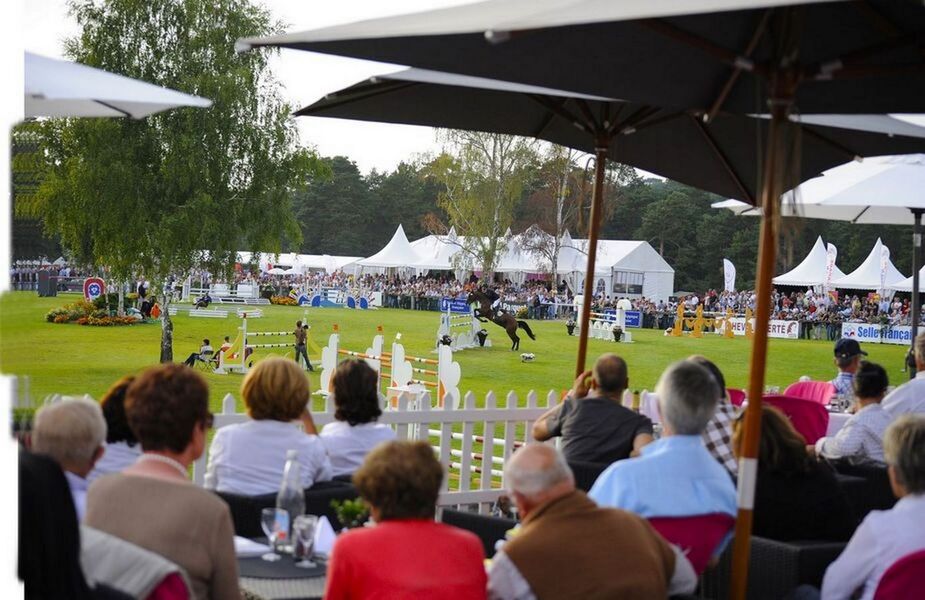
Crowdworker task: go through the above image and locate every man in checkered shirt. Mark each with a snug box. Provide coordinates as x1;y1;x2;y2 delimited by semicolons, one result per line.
689;356;738;477
830;338;867;398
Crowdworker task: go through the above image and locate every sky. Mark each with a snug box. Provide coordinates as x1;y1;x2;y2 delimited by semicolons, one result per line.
20;0;478;174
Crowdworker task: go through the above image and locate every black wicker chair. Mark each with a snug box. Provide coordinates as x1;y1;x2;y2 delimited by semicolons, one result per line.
699;537;846;600
215;480;358;538
440;508;517;558
831;461;896;524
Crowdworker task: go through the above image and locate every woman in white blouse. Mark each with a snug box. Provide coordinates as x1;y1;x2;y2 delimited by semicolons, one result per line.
321;359;396;478
205;357;331;495
88;375;143;483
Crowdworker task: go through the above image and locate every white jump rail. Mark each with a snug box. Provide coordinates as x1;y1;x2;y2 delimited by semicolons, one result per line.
193;388;556;513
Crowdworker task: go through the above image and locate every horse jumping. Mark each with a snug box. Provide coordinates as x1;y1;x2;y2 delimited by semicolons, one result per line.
467;291;536;351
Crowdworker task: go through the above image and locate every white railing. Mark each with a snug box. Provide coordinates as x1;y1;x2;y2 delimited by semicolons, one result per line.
195;388;557;513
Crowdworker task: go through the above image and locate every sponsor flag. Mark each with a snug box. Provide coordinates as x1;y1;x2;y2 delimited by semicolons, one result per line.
723;259;736;293
880;245;891;296
824;243;837;293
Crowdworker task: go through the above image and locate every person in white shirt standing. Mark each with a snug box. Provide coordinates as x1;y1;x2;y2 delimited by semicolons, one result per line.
321;359;396;478
821;415;925;600
882;332;925;418
811;361;894;466
204;357;331;495
32;398;107;521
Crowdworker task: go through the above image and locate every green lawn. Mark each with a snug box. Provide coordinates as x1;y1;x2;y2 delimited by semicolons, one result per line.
0;291;912;412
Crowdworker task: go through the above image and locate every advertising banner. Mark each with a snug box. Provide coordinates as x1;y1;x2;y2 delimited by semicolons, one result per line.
841;322;912;345
719;317;799;339
440;297;471;313
83;277;106;302
624;310;642;328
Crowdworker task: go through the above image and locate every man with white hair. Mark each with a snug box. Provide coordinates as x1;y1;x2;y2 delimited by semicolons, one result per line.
32;398;107;521
589;360;736;524
882;332;925;417
488;444;696;600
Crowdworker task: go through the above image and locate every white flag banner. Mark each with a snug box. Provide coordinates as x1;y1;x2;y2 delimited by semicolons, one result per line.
824;243;838;291
723;258;736;292
880;245;891;294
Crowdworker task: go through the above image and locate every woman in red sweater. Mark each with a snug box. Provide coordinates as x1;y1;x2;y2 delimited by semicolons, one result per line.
324;441;486;599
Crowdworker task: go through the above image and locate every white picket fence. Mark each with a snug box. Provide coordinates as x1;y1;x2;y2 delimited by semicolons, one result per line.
194;388;557;512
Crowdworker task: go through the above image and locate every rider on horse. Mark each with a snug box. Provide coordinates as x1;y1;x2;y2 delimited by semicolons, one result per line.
482;284;502;316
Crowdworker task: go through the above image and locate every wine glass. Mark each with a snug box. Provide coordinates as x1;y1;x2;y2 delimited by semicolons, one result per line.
293;514;319;568
260;508;289;562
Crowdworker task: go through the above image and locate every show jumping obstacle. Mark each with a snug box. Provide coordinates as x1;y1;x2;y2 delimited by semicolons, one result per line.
436;306;487;351
214;314;295;374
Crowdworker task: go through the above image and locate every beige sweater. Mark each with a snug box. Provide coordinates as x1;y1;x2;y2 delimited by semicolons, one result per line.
86;473;241;600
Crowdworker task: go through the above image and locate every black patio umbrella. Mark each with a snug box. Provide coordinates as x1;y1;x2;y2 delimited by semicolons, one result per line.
239;2;925;596
297;66;925;377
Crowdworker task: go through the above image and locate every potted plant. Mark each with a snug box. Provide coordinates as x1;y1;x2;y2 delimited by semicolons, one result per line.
330;498;369;530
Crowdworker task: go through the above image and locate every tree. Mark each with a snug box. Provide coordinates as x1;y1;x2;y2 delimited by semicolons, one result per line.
427;131;539;277
294;156;372;255
26;0;323;361
517;145;582;281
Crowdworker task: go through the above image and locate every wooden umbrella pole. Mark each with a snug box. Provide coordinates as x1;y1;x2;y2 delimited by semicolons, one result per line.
574;141;609;378
728;89;792;600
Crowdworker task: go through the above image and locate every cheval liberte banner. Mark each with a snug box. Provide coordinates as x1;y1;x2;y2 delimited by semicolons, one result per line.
841;322;912;346
720;318;800;339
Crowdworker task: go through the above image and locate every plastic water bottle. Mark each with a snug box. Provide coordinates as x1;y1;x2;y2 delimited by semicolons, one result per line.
276;450;305;553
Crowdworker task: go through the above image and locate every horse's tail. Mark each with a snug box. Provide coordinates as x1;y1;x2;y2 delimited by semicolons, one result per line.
517;320;536;340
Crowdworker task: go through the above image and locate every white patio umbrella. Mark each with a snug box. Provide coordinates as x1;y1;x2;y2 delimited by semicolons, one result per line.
25;52;212;118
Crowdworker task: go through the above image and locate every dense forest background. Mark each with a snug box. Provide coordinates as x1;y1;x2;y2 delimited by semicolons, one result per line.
13;137;916;293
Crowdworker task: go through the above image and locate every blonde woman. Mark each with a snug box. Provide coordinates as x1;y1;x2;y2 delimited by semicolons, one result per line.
205;357;331;495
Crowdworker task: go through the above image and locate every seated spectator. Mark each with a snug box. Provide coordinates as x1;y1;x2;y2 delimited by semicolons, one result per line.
532;353;653;464
488;444;696;600
88;376;142;483
325;441;486;599
320;359;396;478
205;356;331;494
183;338;212;367
734;406;854;542
86;364;240;600
689;355;738;477
812;361;893;466
821;415;925;599
830;338;866;399
589;360;736;523
883;332;925;417
19;451;94;599
32;398;107;521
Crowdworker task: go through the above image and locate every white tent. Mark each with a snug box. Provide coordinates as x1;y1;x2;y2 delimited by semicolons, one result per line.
559;239;674;301
773;236;846;287
408;228;462;270
831;238;905;291
891;267;925;293
359;224;424;269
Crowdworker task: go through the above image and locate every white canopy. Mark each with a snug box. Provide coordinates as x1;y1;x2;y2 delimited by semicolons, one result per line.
773;236;846;287
408;229;462;270
891;267;925;293
25;52;211;119
359;225;424;268
558;239;674;276
831;238;905;291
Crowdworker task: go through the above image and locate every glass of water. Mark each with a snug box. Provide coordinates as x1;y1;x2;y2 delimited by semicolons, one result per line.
260;508;289;562
293;514;319;568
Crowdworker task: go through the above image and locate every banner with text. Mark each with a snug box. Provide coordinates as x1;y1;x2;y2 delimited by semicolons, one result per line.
719;318;800;339
841;322;912;345
441;297;471;313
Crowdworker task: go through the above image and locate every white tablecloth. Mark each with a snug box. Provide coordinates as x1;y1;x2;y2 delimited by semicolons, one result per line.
826;411;851;436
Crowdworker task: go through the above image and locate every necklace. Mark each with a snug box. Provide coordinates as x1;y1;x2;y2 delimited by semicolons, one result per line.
137;453;189;478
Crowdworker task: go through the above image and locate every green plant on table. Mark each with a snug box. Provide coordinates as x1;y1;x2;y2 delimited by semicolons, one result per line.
330;498;369;529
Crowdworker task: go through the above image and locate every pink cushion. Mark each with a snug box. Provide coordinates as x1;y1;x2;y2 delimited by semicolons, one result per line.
783;381;836;405
874;549;925;600
727;388;746;407
762;395;830;444
647;513;735;574
147;573;189;600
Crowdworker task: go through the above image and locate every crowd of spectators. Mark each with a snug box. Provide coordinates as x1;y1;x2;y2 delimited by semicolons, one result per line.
18;329;925;598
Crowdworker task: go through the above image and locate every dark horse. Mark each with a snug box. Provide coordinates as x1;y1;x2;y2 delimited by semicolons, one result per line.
467;291;536;351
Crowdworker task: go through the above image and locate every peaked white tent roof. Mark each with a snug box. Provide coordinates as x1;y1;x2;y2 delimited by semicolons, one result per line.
359;225;424;268
773;236;846;287
408;231;462;270
558;239;674;275
891;267;925;293
831;238;905;290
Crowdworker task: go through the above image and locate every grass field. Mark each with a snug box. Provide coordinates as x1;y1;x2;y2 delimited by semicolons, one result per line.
0;291;913;412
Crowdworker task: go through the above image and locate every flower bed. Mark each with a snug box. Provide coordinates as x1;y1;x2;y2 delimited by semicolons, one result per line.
46;299;137;326
270;295;298;306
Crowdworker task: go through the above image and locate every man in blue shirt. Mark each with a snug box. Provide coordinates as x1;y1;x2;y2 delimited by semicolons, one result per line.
830;338;866;399
589;360;736;521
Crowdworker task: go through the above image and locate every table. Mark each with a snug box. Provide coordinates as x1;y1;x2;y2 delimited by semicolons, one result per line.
826;411;851;436
238;555;326;600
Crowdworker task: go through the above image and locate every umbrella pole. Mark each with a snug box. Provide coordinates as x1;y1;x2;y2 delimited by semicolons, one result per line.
911;208;923;377
728;95;791;600
575;142;609;378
